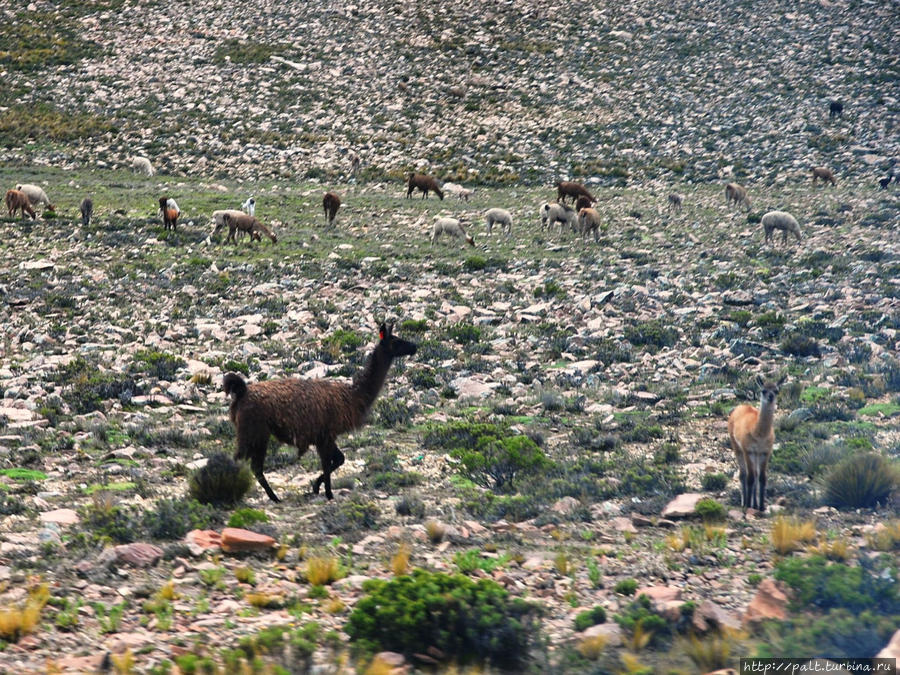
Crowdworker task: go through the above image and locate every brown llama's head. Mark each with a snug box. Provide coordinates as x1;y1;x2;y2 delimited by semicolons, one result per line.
377;322;417;359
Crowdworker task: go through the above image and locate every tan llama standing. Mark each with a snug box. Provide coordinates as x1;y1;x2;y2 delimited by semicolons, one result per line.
728;374;786;512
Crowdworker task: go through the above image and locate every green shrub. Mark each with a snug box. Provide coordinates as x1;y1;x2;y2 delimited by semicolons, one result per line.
320;493;379;535
802;442;849;478
373;397;417;429
624;320;678;352
774;554;899;614
451;434;551;492
756;608;898;660
346;569;541;669
80;496;138;544
227;508;268;529
462;255;487;271
824;453;898;509
446;324;483;345
144;498;218;540
701;473;729;491
53;356;140;413
322;329;364;356
695;498;726;522
574;606;607;632
394;494;425;518
780;333;821;358
130;350;186;381
188;453;252;506
614;594;671;646
614;579;638;596
398;319;428;333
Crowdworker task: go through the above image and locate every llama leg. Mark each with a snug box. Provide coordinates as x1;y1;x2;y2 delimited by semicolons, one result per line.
757;456;768;512
746;464;757;510
236;427;280;503
251;454;281;503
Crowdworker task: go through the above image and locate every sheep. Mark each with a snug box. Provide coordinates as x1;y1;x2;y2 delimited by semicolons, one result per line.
484;207;513;238
80;197;93;226
667;193;684;213
241;197;256;217
222;212;277;244
728;374;786;512
5;190;35;220
576;207;602;242
811;167;836;186
131;156;155;176
15;184;54;212
761;210;802;246
159;197;179;230
724;182;751;211
539;202;577;235
829;100;843;119
212;209;246;238
323;191;341;227
223;322;417;501
431;217;474;246
407;173;444;200
556;181;595;205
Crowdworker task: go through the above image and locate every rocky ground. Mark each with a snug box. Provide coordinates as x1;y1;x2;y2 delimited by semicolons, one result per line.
0;0;899;673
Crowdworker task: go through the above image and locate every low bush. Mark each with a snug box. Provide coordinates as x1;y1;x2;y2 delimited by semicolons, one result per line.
130;349;186;381
574;606;607;632
695;498;726;522
824;453;898;509
188;453;252;506
701;472;729;491
319;493;379;536
346;569;541;670
227;508;268;529
144;498;218;540
756;609;899;660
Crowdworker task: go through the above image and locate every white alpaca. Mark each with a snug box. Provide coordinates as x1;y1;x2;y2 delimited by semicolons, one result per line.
431;217;474;246
241;197;256;217
131;156;155;176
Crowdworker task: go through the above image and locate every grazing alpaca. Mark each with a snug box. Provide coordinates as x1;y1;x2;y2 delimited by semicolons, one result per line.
484;207;513;237
576;207;602;242
15;184;54;212
323;191;341;227
132;156;155;176
556;181;595;205
728;374;785;512
811;167;836;186
539;202;577;235
80;197;93;226
761;210;802;246
222;212;277;244
5;190;35;220
241;197;256;217
159;197;179;230
406;173;444;200
223;322;417;501
667;193;684;213
725;182;751;211
431;217;474;246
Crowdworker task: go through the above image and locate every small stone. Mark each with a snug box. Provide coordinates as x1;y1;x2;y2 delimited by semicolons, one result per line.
743;578;789;625
220;528;277;553
583;622;623;647
185;530;222;556
631;513;654;527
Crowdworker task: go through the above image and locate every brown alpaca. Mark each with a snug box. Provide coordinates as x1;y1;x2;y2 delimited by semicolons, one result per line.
556;181;595;205
323;191;341;227
223;323;417;502
5;190;35;220
159;197;179;230
667;193;684;213
728;374;785;512
406;173;444;200
725;182;751;211
222;212;277;244
575;195;593;213
80;197;93;226
811;167;836;185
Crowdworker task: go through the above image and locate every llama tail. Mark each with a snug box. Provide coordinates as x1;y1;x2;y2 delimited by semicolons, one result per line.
223;373;248;402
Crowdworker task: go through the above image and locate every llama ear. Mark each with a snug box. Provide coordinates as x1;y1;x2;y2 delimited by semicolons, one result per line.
387;321;395;337
756;374;765;388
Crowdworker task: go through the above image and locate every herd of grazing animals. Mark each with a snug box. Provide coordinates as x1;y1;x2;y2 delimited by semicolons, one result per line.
5;103;889;506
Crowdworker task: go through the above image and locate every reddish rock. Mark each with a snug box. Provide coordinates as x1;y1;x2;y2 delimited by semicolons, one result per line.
638;585;682;604
114;543;163;567
693;599;742;632
743;578;789;625
631;513;654;527
661;493;704;518
40;509;79;525
186;530;221;556
220;528;276;553
877;629;900;659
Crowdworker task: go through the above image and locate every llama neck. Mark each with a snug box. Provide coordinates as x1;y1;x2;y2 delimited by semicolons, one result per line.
755;398;775;435
351;346;391;411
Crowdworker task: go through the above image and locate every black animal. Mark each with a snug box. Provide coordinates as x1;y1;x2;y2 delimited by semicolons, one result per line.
829;100;843;119
879;175;894;190
80;197;93;226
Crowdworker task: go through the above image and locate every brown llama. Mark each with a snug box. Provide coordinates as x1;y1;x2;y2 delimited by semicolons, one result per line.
556;181;595;205
159;197;179;230
406;173;444;200
811;167;836;186
728;374;785;512
222;212;277;244
725;182;751;211
5;190;35;220
80;197;93;226
323;191;341;227
575;195;593;213
223;322;417;502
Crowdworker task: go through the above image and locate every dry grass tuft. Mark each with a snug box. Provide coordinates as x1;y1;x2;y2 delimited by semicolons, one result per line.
391;542;411;576
577;633;608;660
305;555;342;586
771;515;816;554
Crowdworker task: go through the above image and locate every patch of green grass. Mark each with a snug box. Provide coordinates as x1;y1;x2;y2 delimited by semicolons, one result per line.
857;402;900;417
0;468;47;482
84;482;136;494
